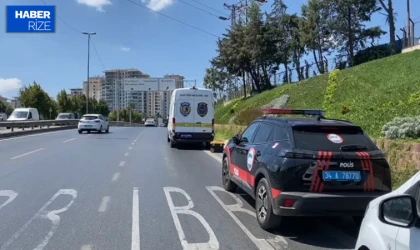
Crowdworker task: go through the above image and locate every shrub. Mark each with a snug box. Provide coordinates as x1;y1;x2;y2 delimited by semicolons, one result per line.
382;116;420;139
233;108;263;125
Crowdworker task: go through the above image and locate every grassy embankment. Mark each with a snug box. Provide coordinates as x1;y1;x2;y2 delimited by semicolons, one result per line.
214;50;420;188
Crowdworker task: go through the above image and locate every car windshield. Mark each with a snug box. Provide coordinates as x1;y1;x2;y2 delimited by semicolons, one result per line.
10;111;28;118
58;114;70;119
82;116;98;120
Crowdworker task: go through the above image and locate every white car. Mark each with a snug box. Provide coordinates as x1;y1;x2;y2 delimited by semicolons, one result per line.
355;171;420;250
78;114;109;134
145;120;156;127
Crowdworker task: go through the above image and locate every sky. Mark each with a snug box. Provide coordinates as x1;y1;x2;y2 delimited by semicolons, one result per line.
0;0;419;100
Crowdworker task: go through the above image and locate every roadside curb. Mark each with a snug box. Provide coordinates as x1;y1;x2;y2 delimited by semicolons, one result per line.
0;126;76;139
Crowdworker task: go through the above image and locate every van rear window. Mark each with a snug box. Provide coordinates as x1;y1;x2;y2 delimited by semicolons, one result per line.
292;126;376;151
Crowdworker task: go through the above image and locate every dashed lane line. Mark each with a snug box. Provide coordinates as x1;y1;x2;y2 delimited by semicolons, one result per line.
62;138;76;143
10;148;45;160
111;173;120;182
119;161;126;167
125;152;129;157
98;196;111;212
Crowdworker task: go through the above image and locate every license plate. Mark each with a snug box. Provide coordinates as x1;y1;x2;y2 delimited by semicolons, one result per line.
180;134;192;138
85;125;92;128
322;171;361;181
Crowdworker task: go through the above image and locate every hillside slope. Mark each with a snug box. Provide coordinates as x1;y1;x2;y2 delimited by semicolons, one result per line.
215;50;420;138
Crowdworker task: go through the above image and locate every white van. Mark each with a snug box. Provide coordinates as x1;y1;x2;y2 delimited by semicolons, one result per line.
7;108;40;121
167;87;214;148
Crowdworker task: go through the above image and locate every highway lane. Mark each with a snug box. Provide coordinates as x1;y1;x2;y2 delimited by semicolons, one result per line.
0;127;359;250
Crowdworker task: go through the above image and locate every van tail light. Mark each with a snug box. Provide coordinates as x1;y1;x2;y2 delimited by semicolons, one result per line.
212;118;215;133
172;118;176;133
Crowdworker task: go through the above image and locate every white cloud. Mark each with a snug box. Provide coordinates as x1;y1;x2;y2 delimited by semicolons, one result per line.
121;47;131;52
76;0;112;12
0;78;22;96
146;0;175;11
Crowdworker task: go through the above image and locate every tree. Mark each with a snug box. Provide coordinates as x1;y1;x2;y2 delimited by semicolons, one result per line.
70;95;86;117
300;0;334;74
96;99;110;117
18;81;53;119
0;100;13;116
328;0;385;66
57;89;72;113
377;0;396;54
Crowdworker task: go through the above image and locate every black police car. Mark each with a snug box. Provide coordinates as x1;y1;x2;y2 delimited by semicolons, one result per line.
222;109;392;230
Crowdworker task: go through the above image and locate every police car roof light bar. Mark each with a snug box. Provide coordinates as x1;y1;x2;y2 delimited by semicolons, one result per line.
263;108;326;117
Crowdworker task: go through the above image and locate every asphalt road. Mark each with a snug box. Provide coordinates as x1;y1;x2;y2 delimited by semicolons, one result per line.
0;127;360;250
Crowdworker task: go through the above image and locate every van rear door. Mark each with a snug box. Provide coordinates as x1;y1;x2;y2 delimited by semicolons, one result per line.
191;90;213;133
176;91;195;134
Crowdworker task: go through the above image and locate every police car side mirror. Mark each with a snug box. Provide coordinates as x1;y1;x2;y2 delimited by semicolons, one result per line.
379;195;417;228
232;135;240;145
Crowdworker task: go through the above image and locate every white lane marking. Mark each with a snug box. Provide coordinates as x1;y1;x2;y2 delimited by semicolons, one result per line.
206;186;287;250
98;196;111;212
163;187;219;249
0;189;77;250
62;138;76;143
119;161;126;167
125;152;129;157
132;142;135;145
134;139;137;142
81;244;93;250
0;130;67;142
10;148;45;160
0;190;18;211
202;151;222;166
132;187;140;250
111;172;120;182
129;147;132;150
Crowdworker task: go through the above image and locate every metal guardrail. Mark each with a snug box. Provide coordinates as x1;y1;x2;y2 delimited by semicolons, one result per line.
0;120;144;132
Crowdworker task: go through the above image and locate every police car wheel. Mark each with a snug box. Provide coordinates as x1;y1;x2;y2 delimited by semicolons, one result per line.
256;178;281;230
222;157;237;192
167;136;170;142
170;140;177;148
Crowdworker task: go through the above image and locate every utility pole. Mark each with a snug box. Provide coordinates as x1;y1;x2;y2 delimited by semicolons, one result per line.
82;32;96;114
407;0;411;46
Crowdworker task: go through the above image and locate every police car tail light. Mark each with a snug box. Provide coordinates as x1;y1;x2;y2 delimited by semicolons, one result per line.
263;108;325;117
283;199;295;208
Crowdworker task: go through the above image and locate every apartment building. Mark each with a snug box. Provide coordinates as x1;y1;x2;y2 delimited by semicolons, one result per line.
0;95;7;103
9;97;21;109
164;74;185;89
83;77;104;100
103;69;150;112
123;78;176;118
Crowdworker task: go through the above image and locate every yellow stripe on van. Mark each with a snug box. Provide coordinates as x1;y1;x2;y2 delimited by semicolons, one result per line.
176;123;212;128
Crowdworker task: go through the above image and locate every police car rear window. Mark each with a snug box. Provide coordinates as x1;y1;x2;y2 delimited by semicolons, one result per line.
292;126;376;151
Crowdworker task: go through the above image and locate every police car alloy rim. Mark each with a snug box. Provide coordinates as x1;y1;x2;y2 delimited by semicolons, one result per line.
222;160;229;185
257;185;268;222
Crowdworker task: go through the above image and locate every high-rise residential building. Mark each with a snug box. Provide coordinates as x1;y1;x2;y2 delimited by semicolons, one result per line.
10;97;21;109
68;88;83;99
0;95;8;103
83;76;104;100
103;69;149;112
124;78;176;118
164;74;185;88
103;69;184;118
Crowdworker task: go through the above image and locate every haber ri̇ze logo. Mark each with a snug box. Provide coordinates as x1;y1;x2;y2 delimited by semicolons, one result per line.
6;5;56;33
